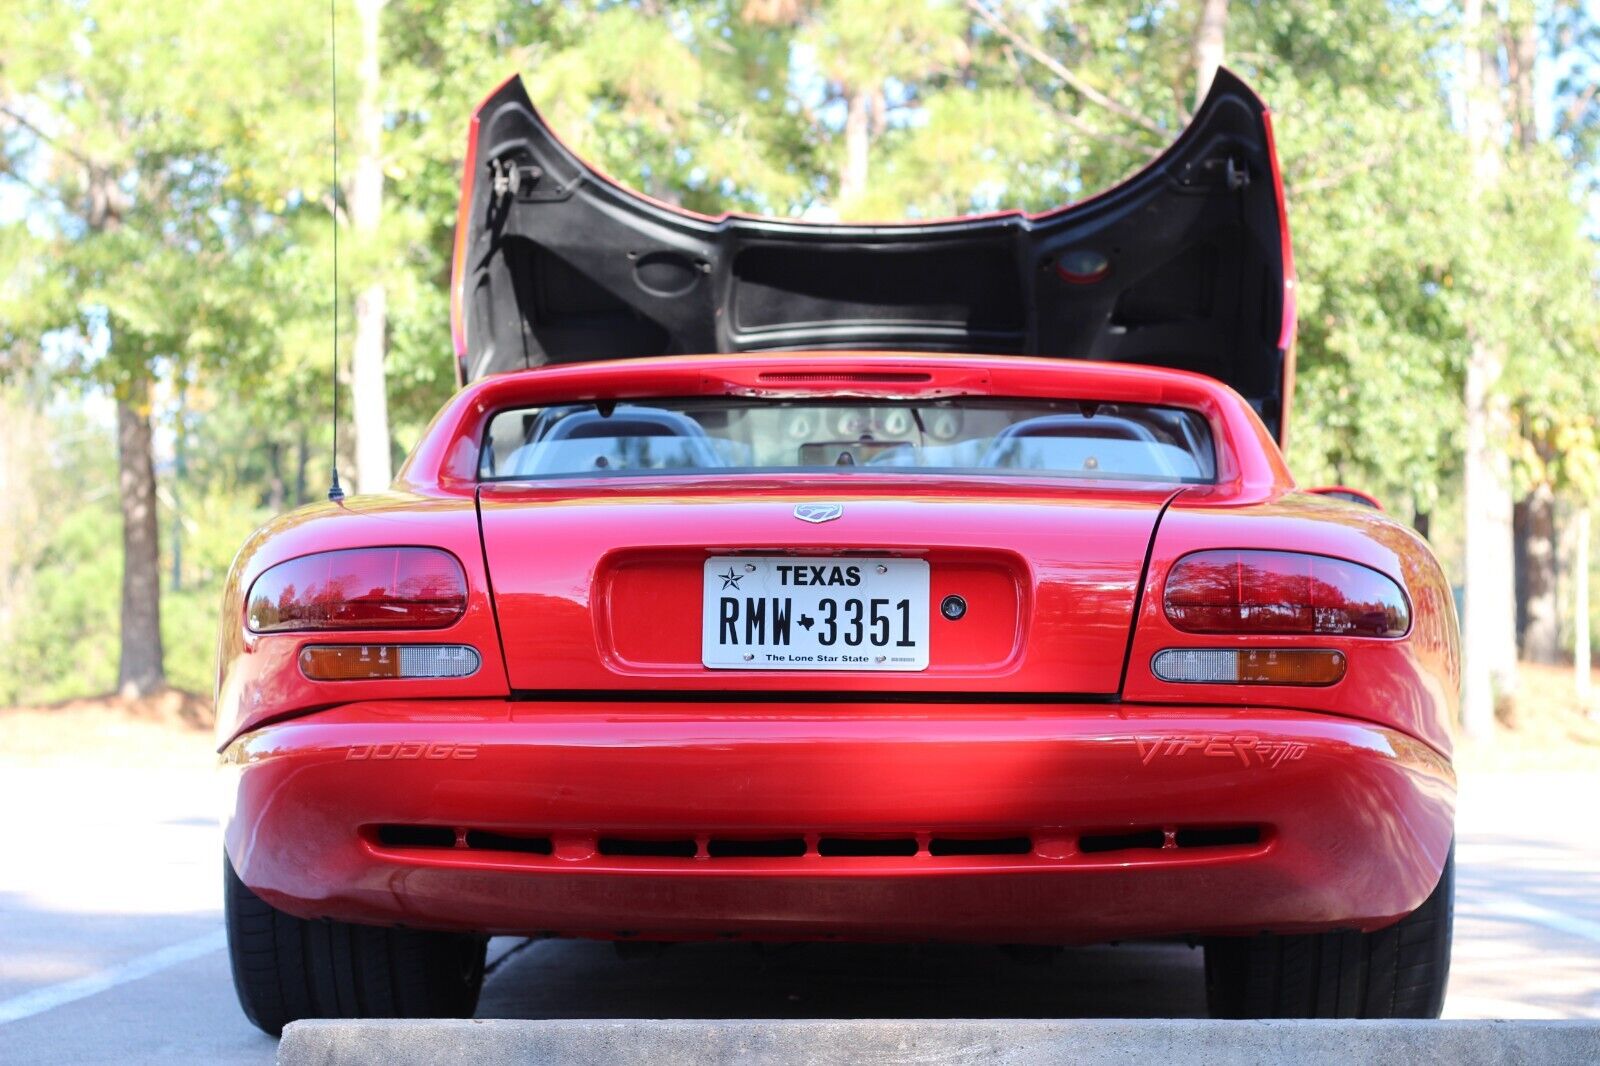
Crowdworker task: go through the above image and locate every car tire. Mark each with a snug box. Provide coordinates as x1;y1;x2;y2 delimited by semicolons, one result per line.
224;854;487;1036
1204;844;1453;1019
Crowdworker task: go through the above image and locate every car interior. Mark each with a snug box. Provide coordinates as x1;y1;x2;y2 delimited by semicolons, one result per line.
480;401;1215;483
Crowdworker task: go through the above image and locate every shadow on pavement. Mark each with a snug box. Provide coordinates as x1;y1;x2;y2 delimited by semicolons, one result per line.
477;939;1209;1019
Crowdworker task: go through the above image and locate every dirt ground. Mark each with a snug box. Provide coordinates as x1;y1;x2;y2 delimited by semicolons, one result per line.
0;688;216;768
1455;659;1600;773
2;661;1596;773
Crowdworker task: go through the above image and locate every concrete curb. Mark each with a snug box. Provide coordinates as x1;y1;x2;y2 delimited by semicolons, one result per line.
278;1018;1600;1065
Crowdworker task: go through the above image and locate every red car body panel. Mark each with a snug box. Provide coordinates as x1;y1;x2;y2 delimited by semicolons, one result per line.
222;701;1453;943
1124;495;1460;754
221;67;1456;948
480;489;1162;695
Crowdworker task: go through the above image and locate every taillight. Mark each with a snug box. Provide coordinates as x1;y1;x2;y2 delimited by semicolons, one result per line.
1163;549;1409;637
246;548;468;633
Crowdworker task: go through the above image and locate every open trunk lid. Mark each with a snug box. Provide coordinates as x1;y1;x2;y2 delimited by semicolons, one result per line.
451;68;1294;440
477;483;1173;696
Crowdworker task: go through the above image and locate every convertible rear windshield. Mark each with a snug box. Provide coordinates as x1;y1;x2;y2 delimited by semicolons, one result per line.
478;399;1216;484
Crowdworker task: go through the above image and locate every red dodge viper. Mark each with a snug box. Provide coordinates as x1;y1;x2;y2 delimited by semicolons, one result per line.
220;70;1457;1033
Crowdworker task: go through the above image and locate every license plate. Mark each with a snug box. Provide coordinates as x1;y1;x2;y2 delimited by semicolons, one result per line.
701;556;930;671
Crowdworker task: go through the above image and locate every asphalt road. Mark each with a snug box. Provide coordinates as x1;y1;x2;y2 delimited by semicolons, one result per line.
1;765;1596;1065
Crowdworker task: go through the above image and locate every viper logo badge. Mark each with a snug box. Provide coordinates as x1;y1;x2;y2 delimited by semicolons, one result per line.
1134;734;1308;769
794;503;844;524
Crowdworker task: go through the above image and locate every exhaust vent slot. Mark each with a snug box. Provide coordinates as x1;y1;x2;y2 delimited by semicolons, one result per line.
375;825;456;849
464;830;553;855
706;837;808;858
1175;825;1262;849
1079;829;1165;854
372;824;1264;862
928;836;1033;857
598;837;698;859
817;837;918;857
1078;825;1265;854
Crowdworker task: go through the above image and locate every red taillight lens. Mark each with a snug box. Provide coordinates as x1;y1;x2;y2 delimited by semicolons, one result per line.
1163;550;1409;637
246;548;468;633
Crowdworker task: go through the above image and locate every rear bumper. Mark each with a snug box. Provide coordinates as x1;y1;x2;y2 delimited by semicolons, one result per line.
222;701;1454;944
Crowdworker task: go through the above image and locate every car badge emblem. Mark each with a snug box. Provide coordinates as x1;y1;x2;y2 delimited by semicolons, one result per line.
794;503;844;524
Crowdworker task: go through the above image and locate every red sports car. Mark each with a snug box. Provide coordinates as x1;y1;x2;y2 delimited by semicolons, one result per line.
220;70;1456;1033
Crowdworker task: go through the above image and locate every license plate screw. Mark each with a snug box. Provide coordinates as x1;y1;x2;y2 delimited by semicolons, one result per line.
743;653;754;661
745;563;757;572
876;655;886;663
876;564;888;573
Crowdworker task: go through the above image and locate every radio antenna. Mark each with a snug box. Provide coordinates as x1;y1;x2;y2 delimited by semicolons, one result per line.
326;0;346;502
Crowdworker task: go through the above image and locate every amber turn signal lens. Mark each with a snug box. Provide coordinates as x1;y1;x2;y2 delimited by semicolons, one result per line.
1151;648;1346;686
299;644;481;681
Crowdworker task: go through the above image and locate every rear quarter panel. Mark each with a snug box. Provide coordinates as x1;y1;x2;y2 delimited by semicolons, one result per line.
1122;489;1460;755
213;494;510;749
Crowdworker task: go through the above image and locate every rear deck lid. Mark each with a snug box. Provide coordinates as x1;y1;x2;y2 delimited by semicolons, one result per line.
451;68;1294;440
476;484;1173;696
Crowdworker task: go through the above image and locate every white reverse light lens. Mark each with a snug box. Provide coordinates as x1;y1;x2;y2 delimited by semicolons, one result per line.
398;645;481;678
1152;648;1239;682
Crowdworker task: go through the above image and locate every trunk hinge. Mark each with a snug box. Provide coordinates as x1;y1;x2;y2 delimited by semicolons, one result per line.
487;150;572;212
489;155;544;206
1178;153;1252;192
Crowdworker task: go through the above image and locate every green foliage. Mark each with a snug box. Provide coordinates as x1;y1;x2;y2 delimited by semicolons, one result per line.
2;0;1598;703
4;502;125;704
162;487;268;695
0;0;324;393
1250;8;1473;508
850;88;1057;219
519;3;814;213
0;391;122;705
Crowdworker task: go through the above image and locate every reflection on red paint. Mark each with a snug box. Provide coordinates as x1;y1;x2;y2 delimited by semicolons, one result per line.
247;548;468;633
1164;549;1410;637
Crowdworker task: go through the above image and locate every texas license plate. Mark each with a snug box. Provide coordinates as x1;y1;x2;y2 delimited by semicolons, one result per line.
701;556;930;670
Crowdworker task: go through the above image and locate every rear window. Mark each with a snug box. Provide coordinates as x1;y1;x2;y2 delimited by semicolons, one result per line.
478;399;1215;483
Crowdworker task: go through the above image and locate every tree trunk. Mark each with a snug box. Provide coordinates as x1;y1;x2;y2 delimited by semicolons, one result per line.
1191;0;1230;109
1505;0;1556;666
1462;345;1518;734
350;0;392;494
1459;0;1517;736
1575;507;1593;714
85;168;163;698
170;387;185;592
1507;1;1538;150
116;388;165;697
294;427;310;507
839;89;872;206
1515;485;1561;663
266;440;287;514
